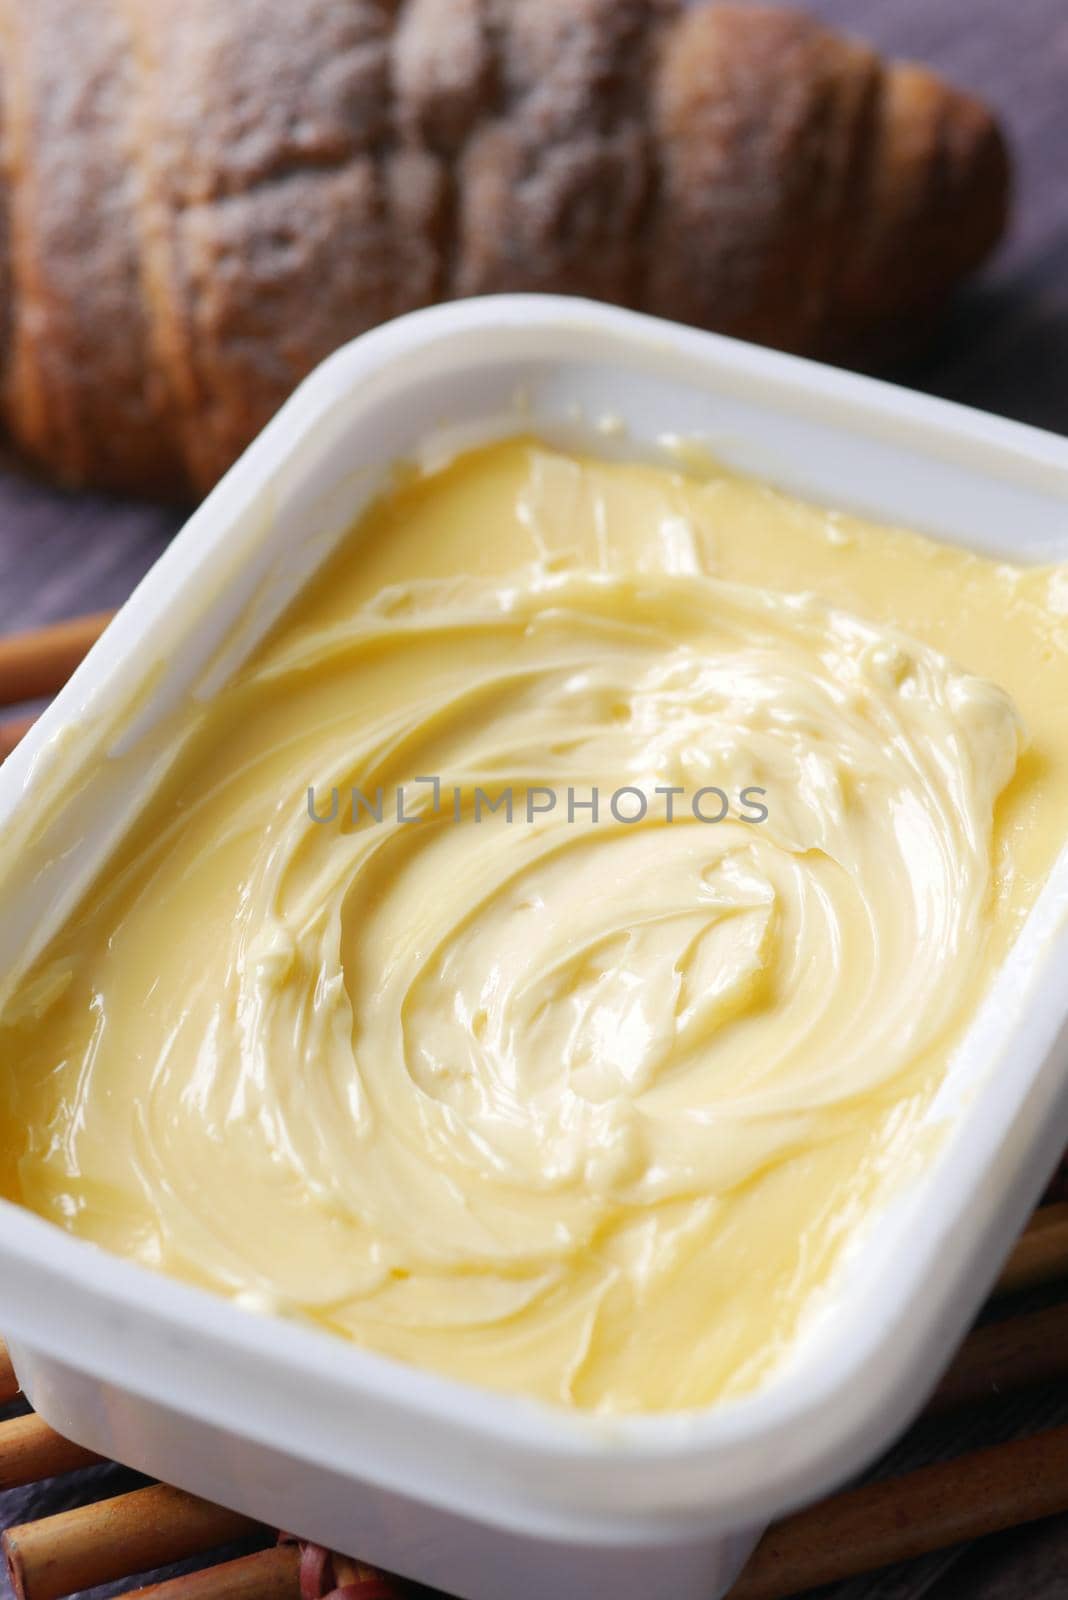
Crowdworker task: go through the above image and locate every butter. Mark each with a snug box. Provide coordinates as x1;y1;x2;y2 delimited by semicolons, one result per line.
2;438;1067;1414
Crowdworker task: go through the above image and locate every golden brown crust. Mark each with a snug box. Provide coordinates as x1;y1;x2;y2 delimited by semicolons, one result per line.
824;62;1012;363
0;1;1010;498
645;6;884;349
121;0;439;489
0;0;184;493
455;0;659;308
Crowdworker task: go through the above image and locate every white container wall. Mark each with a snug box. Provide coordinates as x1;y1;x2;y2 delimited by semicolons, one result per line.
1;298;1067;1600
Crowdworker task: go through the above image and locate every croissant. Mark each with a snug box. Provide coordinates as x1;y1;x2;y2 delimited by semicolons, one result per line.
0;0;1009;499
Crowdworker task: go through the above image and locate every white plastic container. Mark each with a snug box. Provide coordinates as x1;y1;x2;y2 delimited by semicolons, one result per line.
1;297;1067;1600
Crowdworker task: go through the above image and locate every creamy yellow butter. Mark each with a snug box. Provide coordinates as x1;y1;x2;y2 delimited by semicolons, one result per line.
2;439;1067;1413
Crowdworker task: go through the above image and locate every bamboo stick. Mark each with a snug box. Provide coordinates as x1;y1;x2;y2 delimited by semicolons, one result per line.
124;1543;405;1600
930;1301;1068;1413
310;1549;404;1598
2;1484;264;1600
0;711;38;761
0;1341;17;1404
124;1545;299;1600
729;1424;1068;1599
996;1201;1068;1296
0;612;112;709
0;1415;101;1492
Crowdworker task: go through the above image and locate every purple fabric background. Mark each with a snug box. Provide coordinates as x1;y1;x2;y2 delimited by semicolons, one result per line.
2;1;1067;1594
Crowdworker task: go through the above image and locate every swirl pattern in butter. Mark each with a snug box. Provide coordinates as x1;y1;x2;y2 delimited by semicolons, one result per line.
4;440;1067;1412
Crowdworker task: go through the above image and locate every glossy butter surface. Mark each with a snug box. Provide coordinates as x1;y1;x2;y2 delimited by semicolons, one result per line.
3;439;1067;1412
